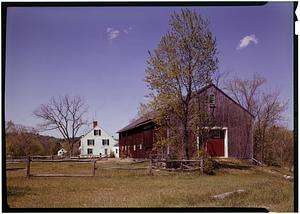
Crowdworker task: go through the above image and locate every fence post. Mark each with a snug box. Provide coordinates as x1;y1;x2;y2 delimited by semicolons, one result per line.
200;157;204;175
92;159;96;176
26;156;31;178
149;156;153;176
180;159;183;172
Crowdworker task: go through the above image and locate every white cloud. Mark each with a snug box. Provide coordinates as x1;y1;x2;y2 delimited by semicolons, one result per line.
237;34;258;50
106;27;120;41
106;26;133;42
106;27;113;33
123;27;133;34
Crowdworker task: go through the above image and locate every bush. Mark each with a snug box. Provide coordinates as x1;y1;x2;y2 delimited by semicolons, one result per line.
194;148;218;175
203;158;217;175
109;151;115;158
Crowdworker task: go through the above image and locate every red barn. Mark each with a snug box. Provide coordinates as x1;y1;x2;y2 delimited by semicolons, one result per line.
117;84;254;159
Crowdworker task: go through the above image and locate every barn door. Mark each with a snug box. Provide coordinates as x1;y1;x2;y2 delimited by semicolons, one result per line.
206;129;225;157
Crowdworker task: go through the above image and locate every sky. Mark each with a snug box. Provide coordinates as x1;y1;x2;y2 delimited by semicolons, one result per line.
5;2;294;138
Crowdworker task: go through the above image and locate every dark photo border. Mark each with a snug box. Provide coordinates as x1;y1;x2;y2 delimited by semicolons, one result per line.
2;1;297;213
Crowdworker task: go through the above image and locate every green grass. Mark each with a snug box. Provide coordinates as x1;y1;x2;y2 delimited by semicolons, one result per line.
6;161;294;211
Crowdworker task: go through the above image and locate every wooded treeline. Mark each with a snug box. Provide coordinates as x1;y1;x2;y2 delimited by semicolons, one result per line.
5;121;63;157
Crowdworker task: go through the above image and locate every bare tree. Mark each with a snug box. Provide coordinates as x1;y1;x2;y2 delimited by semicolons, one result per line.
225;74;287;164
255;91;287;163
33;95;88;156
212;69;231;89
225;73;266;116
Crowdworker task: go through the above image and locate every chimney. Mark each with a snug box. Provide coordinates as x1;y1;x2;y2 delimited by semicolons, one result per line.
93;121;98;128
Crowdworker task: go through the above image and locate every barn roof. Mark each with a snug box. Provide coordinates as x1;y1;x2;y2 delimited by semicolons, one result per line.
202;84;254;118
117;83;254;133
117;111;155;133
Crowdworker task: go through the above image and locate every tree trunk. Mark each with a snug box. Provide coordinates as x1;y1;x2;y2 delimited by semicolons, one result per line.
69;140;73;157
183;122;189;160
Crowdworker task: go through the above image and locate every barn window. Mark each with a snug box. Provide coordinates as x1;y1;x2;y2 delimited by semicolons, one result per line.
94;129;101;136
209;94;216;108
140;144;142;150
87;148;93;154
209;130;221;139
134;145;136;151
87;139;94;146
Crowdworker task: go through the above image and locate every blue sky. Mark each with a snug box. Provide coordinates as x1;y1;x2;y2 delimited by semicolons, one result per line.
5;3;294;138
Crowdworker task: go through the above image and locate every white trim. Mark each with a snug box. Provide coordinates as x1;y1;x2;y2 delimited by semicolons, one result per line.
167;127;170;155
223;127;228;158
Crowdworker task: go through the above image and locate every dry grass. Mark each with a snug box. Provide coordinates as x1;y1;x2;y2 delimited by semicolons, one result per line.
5;160;294;211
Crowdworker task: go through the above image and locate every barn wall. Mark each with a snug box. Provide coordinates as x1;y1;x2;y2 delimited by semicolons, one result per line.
119;123;155;158
118;85;253;159
205;86;253;159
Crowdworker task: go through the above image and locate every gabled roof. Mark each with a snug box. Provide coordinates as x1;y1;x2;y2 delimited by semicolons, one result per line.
201;84;254;118
117;83;254;133
80;124;116;140
117;111;155;133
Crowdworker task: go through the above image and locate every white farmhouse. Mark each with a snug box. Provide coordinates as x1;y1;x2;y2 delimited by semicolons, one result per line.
79;121;119;158
57;148;67;156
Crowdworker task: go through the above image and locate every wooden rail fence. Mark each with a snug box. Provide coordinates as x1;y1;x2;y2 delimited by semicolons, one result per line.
6;156;204;177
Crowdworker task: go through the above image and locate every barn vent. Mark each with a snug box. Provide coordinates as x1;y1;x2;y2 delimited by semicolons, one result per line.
209;94;216;108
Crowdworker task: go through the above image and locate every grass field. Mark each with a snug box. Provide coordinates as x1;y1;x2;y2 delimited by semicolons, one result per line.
5;159;294;211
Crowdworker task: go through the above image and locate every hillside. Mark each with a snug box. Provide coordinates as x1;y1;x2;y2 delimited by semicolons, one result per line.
5;121;65;157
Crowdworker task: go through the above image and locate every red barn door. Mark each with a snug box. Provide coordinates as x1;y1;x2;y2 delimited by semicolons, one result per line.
206;129;225;157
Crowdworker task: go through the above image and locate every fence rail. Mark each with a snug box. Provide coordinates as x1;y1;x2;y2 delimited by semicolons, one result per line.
6;155;204;177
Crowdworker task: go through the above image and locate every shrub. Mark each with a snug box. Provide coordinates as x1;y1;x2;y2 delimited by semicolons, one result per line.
194;148;218;175
109;151;115;158
203;158;217;175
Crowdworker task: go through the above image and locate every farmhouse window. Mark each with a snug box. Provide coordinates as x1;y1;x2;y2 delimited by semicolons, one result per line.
87;139;95;146
115;149;118;154
94;129;101;136
102;139;109;145
105;149;108;155
209;94;216;108
87;148;93;154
